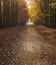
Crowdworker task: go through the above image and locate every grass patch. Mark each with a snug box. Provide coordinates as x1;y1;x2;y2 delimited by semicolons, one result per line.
42;32;55;39
39;31;56;44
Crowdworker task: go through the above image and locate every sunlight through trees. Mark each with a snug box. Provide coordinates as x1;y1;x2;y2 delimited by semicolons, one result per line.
0;0;56;28
26;0;41;23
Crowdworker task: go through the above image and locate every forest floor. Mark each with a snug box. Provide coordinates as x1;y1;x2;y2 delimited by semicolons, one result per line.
34;25;56;45
0;25;56;65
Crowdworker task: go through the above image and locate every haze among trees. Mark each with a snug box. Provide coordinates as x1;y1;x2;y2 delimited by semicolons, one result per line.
0;0;56;28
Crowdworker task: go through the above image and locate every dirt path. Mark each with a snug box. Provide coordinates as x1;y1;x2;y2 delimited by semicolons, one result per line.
0;26;56;65
10;26;56;65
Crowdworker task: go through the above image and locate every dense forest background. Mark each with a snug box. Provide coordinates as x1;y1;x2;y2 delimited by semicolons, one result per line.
0;0;28;28
0;0;56;28
35;0;56;28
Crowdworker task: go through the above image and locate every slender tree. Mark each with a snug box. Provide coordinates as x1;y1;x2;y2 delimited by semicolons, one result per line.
0;0;2;27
